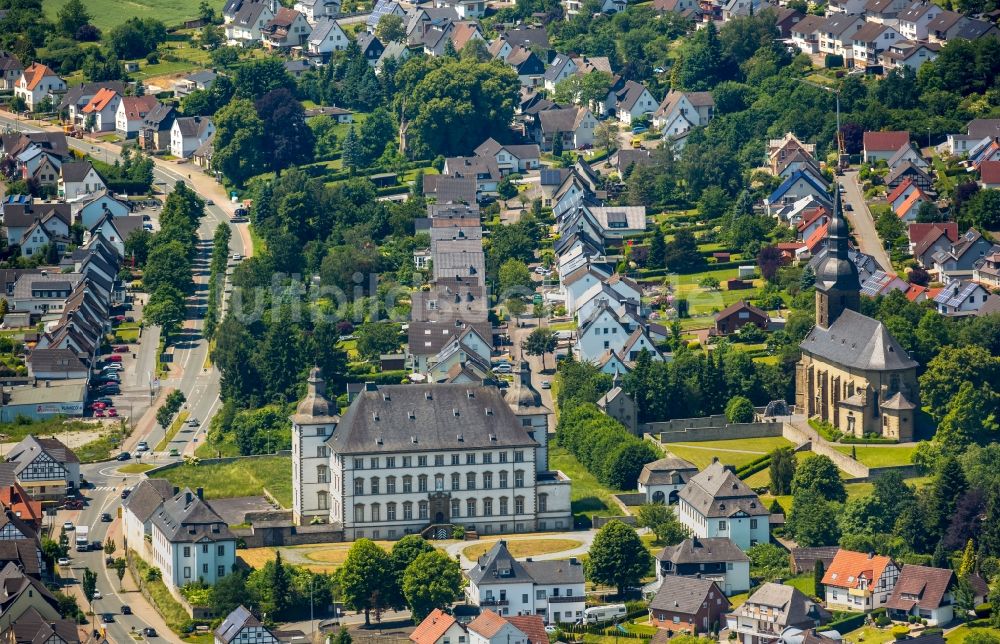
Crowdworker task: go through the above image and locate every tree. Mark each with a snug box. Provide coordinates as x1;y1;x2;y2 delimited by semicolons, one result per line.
498;258;533;299
114;558;126;590
145;285;187;338
757;245;783;281
814;560;825;596
103;538;117;556
958;539;976;579
595;120;618;152
664;229;705;273
106;17;166;59
342;126;361;171
82;567;97;625
339;539;394;625
498;176;518;201
254;88;315;174
144;240;191;294
930;456;968;540
524;327;558;356
375;14;405;42
787;488;841;546
57;0;91;37
936;382;999;453
769;447;797;496
792;454;846;503
747;543;790;582
648;229;666;268
963;189;1000;230
390;535;435;604
212;98;266;187
402;551;464;620
355;322;401;361
211;569;249;617
271;550;292;619
725;396;754;423
636;503;690;545
233;58;296;100
586;520;652;596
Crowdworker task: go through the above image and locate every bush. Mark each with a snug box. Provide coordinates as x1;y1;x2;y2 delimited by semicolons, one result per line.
974;603;992;618
725;396;755;423
891;625;910;639
557;404;658;489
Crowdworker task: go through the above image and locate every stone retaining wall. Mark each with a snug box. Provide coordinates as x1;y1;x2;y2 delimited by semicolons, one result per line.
646;418;784;443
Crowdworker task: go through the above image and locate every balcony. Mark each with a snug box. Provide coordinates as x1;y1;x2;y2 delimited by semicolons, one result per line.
481;599;510;607
548;596;583;604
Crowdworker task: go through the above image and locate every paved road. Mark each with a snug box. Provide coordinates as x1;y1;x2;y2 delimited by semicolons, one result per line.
838;170;892;271
1;113;252;644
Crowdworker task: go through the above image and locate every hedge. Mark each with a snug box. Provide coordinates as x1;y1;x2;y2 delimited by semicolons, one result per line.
346;369;409;385
827;608;884;634
736;453;772;480
557;403;659;490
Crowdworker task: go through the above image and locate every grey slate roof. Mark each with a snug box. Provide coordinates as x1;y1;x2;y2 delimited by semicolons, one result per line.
801;308;918;371
677;460;768;519
657;537;749;564
150;488;235;543
638;457;698;486
326;383;537;455
216;606;270;643
649;576;724;614
466;540;583;586
122;478;175;523
6;436;79;476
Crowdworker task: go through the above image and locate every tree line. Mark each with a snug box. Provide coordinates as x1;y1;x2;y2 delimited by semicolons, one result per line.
556;402;659;490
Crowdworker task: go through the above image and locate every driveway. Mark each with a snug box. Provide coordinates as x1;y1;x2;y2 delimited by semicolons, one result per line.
838;171;892;270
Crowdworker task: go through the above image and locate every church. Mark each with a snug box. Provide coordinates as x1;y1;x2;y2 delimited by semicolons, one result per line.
795;192;920;441
291;366;572;540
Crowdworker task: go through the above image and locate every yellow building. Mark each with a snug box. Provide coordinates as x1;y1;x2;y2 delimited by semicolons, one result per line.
795;194;919;441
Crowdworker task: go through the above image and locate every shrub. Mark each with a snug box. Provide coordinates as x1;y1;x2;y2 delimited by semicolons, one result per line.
557;404;658;489
891;625;910;639
974;603;992;618
875;614;891;627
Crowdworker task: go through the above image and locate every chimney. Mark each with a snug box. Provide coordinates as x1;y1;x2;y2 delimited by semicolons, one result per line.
868;552;875;559
173;486;180;495
185;491;192;504
196;487;203;500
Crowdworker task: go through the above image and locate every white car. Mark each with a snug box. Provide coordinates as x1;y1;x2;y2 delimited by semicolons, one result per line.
57;557;70;566
93;590;102;600
136;442;149;452
232;253;242;262
62;522;74;531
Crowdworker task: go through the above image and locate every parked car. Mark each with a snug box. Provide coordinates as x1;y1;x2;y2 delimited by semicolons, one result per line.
95;397;113;406
90;402;107;410
94;409;106;418
107;408;118;417
100;513;112;522
57;557;70;566
631;126;647;134
105;355;122;363
113;345;129;353
100;386;120;395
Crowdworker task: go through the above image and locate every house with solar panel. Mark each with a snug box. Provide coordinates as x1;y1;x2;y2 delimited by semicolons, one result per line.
367;0;406;32
795;193;920;441
933;279;990;316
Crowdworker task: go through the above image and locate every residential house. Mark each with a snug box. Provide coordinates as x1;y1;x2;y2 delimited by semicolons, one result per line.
677;459;769;550
620;326;662;362
172;70;219;97
465;540;585;623
791;15;826;54
863;130;910;163
535;107;596;151
933;280;990;316
170;116;216;159
542;54;577;92
979;160;1000;189
728;583;829;644
576;304;632;363
818;14;864;60
648;576;730;634
774;7;805;36
587;206;647;239
611;149;652;175
139;104;176;152
215;605;279;644
368;0;406;33
57;81;125;124
294;0;342;21
653;0;701;16
75;191;131;230
925;10;963;43
573;275;643;323
87;213;143;256
638;457;698;505
822;549;900;612
796;206;830;240
894;188;929;222
561;262;613;314
0;606;79;642
15;64;65;111
615;81;657;125
435;0;487;19
885;565;956;626
225;0;277;45
79;87;121;132
443;156;501;196
474;139;541;174
714;300;769;335
826;0;866;15
411;609;469;644
865;0;911;23
4;436;80;500
121;478;175;556
150;487;237;590
897;1;943;42
765;170;831;216
597;386;638;434
0;51;22;92
359;33;386;63
424;175;478;204
376;41;415;73
58;161;104;200
468;611;532;644
306;18;349;62
851;23;902;69
656;537;751;596
262;7;312;50
1;202;71;252
880;40;940;73
115;95;159;139
887;177;919;210
653;91;715;146
502;46;546;87
0;563;64;630
973;248;1000;288
886;161;933;190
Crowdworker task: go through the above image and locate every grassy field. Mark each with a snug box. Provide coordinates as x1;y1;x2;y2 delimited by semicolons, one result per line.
155;455;292;508
550;445;621;524
946;620;1000;644
663;437;794;470
785;573;816;598
842;625;897;644
833;445;916;468
130;554;193;633
462;538;582;560
0;418;97;444
44;0;225;30
155;411;189;452
76;427;127;463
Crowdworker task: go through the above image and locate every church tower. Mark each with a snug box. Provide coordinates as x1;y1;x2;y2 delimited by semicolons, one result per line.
291;367;340;525
814;189;861;329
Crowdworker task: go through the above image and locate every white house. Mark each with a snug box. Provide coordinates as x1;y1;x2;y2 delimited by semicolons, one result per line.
434;0;486;19
306;18;349;61
150;487;237;590
79;87;121;132
75;191;132;229
535;107;596;151
932;280;990;316
5;436;81;500
656;537;751;596
294;0;341;21
226;0;277;45
291;372;573;538
15;63;65;111
576;305;631;363
468;611;531;644
638;456;698;505
676;459;769;551
616;81;657;125
653;90;714;131
898;1;942;42
87;214;144;256
541;55;577;92
410;609;470;644
170;116;216;159
262;7;312;50
465;540;585;623
121;478;175;558
215;606;279;644
822;549;900;612
561;263;613;315
574;278;643;325
115;96;159;139
474;138;541;174
885;565;956;626
59;161;105;200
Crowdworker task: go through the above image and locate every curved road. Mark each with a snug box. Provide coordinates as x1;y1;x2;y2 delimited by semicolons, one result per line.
1;112;252;644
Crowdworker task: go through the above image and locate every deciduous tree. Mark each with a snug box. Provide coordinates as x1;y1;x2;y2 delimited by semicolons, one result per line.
586;520;651;596
402;551;464;620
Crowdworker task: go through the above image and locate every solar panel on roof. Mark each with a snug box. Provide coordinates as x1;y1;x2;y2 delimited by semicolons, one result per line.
540;169;561;185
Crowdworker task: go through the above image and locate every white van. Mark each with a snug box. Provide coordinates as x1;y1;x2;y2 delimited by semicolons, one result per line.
582;604;627;625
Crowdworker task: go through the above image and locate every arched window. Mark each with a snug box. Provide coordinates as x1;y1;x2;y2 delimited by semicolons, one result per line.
467;498;477;517
483;472;493;489
318;491;329;510
652;490;665;504
669;490;680;505
354;504;364;523
370;477;380;494
538;493;547;512
467;472;477;490
387;502;397;521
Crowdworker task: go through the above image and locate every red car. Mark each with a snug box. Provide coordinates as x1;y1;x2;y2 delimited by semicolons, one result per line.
91;402;107;410
105;355;122;363
107;408;118;417
94;409;106;418
111;315;126;323
113;345;129;353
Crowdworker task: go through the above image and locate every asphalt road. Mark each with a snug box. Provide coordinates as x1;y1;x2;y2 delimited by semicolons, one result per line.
1;114;248;643
838;170;893;271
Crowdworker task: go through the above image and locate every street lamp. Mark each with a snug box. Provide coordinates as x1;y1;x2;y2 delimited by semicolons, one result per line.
798;78;844;165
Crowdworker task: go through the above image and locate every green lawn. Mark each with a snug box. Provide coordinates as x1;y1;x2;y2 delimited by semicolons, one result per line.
155;455;292;508
155;411;189;452
663;437;794;470
549;445;621;524
842;625;897;644
744;451;810;487
44;0;224;30
833;445;916;468
946;620;1000;644
785;572;816;598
